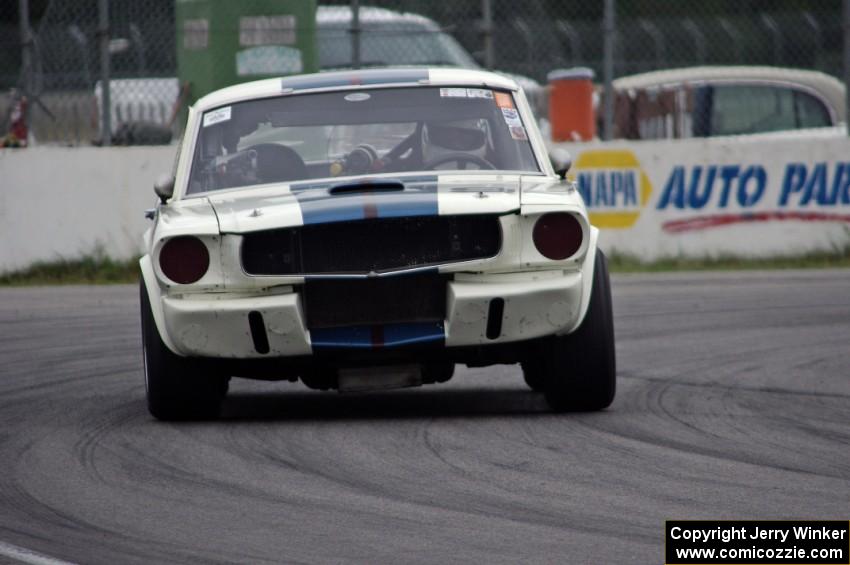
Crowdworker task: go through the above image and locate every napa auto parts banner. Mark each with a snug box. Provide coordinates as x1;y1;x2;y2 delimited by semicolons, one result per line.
551;133;850;259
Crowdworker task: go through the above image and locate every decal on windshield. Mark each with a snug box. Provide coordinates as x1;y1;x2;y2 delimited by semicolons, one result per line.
501;107;522;127
440;88;468;98
203;106;231;127
494;91;514;108
501;106;527;140
509;126;528;141
466;88;493;99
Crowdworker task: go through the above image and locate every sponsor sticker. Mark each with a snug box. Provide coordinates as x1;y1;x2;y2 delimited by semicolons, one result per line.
440;87;468;98
509;126;528;141
494;91;514;108
501;107;522;127
466;88;493;99
203;106;231;127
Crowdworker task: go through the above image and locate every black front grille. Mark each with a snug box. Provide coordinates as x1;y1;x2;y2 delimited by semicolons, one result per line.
304;274;447;329
241;214;501;275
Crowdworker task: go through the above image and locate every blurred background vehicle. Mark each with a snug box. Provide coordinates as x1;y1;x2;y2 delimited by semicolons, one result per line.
610;66;846;140
1;0;847;146
315;6;542;98
317;5;478;71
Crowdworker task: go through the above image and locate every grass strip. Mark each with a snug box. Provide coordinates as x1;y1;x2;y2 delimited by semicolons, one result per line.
0;255;140;286
607;247;850;272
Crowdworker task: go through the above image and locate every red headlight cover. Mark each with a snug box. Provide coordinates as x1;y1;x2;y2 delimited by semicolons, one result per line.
159;236;210;284
532;213;583;260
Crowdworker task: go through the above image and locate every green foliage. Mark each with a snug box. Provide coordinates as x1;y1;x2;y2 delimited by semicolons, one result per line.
609;227;850;272
0;253;140;286
607;249;850;273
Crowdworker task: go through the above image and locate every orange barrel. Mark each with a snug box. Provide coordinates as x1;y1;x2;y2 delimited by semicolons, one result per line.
548;67;595;142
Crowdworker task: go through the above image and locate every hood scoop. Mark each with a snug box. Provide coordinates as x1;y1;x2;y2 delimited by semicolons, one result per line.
329;180;405;195
210;175;524;234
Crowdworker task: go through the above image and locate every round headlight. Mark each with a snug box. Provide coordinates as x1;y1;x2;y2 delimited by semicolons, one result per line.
159;236;209;284
532;213;583;260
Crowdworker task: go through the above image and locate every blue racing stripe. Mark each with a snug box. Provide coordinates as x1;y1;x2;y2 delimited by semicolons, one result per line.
290;176;439;225
383;322;445;346
297;197;369;224
310;322;445;349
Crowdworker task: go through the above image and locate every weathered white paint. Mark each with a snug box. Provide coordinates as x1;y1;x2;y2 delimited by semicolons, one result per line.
551;131;850;260
0;146;174;272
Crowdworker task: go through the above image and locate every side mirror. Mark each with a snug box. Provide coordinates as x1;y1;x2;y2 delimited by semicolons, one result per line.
550;149;572;179
154;174;175;204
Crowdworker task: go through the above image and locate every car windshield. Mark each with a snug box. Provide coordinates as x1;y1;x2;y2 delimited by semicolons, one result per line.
188;87;539;194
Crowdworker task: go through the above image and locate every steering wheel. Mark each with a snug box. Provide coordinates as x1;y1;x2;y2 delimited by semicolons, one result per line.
422;153;496;171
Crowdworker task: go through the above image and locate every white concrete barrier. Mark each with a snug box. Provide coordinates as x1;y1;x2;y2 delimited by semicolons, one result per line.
0;146;174;272
551;131;850;260
2;132;850;272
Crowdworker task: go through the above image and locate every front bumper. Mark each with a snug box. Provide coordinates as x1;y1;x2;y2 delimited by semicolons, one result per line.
158;270;584;359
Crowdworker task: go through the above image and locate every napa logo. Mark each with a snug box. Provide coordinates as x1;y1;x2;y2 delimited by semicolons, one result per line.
571;149;653;229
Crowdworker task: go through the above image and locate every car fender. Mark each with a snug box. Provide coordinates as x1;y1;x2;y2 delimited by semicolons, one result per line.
140;254;183;356
560;225;599;335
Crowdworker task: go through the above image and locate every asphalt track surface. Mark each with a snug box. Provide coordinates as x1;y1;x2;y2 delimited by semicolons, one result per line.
0;270;849;564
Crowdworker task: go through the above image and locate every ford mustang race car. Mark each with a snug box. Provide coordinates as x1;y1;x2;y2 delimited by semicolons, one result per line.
140;68;615;420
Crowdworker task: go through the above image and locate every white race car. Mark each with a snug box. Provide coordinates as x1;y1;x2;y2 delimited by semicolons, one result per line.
140;67;615;420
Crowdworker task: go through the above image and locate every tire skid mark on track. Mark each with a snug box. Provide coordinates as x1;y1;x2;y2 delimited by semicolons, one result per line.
0;272;849;563
624;372;850;400
0;539;78;565
594;381;850;482
1;415;268;564
71;402;147;489
231;396;649;546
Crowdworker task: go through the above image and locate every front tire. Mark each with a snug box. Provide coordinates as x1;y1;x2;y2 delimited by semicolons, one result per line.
140;279;228;421
540;250;616;411
520;358;546;392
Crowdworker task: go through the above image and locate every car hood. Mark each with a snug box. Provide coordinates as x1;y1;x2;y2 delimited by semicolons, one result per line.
207;174;525;234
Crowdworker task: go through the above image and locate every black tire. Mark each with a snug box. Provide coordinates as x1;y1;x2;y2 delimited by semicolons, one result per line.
541;249;616;411
520;358;546;392
140;279;228;421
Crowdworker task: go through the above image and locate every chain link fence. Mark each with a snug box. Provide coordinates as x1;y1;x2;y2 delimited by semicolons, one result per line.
1;0;176;146
1;0;847;146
